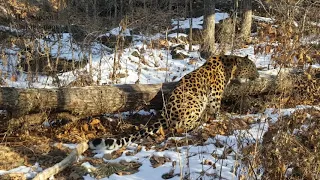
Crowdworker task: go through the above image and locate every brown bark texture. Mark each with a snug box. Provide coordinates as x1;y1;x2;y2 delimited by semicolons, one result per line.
0;83;175;118
0;70;318;118
202;0;216;56
240;0;252;39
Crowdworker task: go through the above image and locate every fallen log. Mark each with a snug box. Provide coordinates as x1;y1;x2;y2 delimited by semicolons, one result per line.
0;82;176;118
0;70;318;118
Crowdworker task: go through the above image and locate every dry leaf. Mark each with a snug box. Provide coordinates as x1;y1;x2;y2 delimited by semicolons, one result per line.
203;159;213;165
90;118;101;126
82;124;89;132
150;155;170;168
157;67;169;71
11;75;18;82
175;128;184;134
112;147;127;159
116;171;132;176
158;126;165;136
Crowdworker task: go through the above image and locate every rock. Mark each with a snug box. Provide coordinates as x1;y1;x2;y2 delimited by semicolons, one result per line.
69;172;81;180
117;73;128;78
169;28;203;44
131;50;140;58
172;51;189;60
169;44;185;51
98;35;132;48
171;47;189;60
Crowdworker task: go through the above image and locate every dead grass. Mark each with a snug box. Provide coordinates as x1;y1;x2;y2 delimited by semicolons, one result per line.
0;107;254;176
259;108;320;179
0;1;319;179
0;145;25;170
0;93;319;179
0;134;66;170
93;161;141;178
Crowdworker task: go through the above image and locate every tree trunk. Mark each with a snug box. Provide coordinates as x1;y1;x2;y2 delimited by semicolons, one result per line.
114;0;117;19
169;0;173;11
185;0;188;18
1;71;318;118
120;0;123;17
93;0;97;22
202;0;215;58
240;0;252;41
231;0;239;53
128;0;133;21
188;0;193;51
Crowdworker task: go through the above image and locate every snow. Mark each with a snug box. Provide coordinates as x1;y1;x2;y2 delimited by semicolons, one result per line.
81;162;97;173
94;143;237;180
310;21;320;27
252;15;275;23
0;163;42;179
58;143;78;149
0;11;319;179
312;64;320;68
6;95;313;179
84;105;318;180
2;43;272;88
171;13;229;30
0;25;24;34
0;13;274;89
112;109;157;118
168;33;188;38
100;27;132;37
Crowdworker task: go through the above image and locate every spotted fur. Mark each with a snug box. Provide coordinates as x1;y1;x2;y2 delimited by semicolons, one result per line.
89;55;259;150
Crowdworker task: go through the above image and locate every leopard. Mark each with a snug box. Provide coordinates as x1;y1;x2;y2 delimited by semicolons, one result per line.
89;55;259;150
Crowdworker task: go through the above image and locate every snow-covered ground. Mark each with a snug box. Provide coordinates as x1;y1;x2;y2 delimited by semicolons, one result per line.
0;12;319;179
1;105;319;179
0;12;274;88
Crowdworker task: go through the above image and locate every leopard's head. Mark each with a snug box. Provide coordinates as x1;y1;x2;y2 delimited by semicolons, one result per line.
234;55;259;80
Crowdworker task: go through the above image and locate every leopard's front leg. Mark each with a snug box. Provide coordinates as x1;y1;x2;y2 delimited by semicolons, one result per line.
205;91;223;121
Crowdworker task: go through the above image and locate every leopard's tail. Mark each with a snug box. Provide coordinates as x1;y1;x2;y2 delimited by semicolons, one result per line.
89;119;168;150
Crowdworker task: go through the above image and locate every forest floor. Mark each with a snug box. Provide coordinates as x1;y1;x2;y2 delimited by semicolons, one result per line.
0;9;320;180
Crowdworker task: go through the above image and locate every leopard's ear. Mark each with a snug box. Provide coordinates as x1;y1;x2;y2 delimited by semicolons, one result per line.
235;56;243;65
236;59;242;65
237;55;249;64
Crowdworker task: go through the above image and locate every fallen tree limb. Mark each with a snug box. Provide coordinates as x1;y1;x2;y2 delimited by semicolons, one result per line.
0;70;319;118
0;79;266;118
0;82;176;118
32;141;88;180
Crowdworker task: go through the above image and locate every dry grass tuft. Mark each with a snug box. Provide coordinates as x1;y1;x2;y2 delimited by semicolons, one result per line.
260;108;320;179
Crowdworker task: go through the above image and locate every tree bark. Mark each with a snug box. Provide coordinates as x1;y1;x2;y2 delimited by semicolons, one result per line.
0;83;176;118
169;0;173;11
0;70;318;118
114;0;117;19
188;0;193;51
240;0;252;40
202;0;216;57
